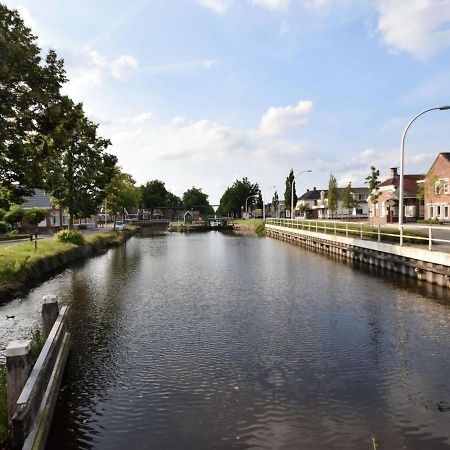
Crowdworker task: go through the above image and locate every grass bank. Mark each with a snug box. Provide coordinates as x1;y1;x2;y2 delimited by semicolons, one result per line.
0;229;134;299
233;219;266;236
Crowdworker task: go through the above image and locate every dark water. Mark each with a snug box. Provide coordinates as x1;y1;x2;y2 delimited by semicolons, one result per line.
5;232;450;449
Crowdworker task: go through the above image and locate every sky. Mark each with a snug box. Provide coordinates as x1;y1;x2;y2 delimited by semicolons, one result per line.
5;0;450;204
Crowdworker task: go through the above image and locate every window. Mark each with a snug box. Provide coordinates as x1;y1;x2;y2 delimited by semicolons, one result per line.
429;205;434;218
381;202;386;216
435;181;441;195
437;206;441;217
445;206;449;219
444;179;449;195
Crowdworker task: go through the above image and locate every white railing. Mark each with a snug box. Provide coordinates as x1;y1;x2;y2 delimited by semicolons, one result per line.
265;218;450;251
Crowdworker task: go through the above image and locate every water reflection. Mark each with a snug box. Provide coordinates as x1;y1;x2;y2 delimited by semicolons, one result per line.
2;233;450;449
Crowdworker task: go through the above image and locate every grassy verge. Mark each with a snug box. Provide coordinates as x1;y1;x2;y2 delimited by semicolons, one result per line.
0;230;132;298
271;221;428;245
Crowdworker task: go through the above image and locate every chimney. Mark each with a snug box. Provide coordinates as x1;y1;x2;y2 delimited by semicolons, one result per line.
390;167;398;177
306;188;309;192
313;187;316;191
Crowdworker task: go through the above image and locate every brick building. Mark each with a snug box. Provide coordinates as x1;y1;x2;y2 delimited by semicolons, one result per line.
423;153;450;221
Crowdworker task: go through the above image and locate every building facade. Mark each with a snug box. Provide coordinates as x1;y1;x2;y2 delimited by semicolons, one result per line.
423;153;450;221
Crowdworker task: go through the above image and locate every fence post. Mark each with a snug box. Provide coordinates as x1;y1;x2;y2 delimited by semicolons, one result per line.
429;226;432;251
346;223;348;237
316;221;318;233
378;224;381;243
334;222;337;235
42;295;60;340
400;225;403;246
360;223;363;239
6;340;32;424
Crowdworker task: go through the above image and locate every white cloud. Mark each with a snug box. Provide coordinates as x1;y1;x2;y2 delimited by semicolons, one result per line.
248;0;290;11
279;20;290;35
194;0;231;13
63;50;138;99
172;116;187;125
258;100;314;136
377;0;450;59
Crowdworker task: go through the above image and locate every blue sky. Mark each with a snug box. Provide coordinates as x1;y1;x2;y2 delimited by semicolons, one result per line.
6;0;450;203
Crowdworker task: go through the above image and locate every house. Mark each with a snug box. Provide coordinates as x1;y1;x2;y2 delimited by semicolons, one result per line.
423;153;450;221
368;167;424;224
20;189;68;232
297;186;369;219
183;210;203;224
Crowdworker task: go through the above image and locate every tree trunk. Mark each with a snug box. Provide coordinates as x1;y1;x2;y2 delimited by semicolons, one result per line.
69;214;74;230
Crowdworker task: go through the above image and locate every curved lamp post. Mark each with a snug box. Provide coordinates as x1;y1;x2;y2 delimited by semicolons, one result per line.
398;106;450;244
291;170;312;220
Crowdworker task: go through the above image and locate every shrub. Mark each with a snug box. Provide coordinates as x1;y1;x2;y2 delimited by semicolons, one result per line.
24;208;47;225
77;224;87;230
416;219;442;225
55;229;85;246
255;222;266;237
0;209;5;221
0;222;7;235
4;207;25;226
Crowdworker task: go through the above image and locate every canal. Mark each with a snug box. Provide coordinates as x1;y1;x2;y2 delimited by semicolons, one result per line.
2;232;450;449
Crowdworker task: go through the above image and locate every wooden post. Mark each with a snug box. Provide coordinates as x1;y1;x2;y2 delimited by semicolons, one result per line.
6;340;32;424
42;295;59;341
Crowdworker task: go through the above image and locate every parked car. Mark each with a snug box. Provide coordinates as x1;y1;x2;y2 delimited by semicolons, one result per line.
114;221;126;231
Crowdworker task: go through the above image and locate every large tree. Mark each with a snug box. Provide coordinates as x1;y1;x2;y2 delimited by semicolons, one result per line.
341;182;356;217
327;173;339;218
284;169;297;217
0;5;66;206
183;187;213;215
218;177;260;217
140;180;170;218
272;191;279;217
106;169;140;219
44;100;117;228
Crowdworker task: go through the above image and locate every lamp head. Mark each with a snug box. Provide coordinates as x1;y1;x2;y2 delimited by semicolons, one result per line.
439;106;450;110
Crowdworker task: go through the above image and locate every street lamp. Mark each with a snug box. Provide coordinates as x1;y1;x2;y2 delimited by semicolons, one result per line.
245;194;258;219
291;170;312;220
398;106;450;244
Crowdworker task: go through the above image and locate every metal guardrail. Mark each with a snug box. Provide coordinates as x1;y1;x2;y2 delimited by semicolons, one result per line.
266;218;450;251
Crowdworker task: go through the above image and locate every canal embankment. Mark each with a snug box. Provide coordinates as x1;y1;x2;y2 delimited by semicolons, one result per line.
0;228;137;301
266;220;450;287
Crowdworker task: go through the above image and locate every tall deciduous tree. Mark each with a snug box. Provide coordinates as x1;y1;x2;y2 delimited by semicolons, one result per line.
140;180;169;218
183;187;213;215
0;5;66;206
217;178;260;217
341;182;356;217
106;169;140;219
327;174;339;218
44;100;117;228
365;166;380;208
284;169;297;217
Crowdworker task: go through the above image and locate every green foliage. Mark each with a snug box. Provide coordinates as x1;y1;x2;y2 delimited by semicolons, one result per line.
284;169;297;215
4;207;25;225
218;177;260;217
341;182;356;215
0;222;7;234
0;5;66;208
0;209;5;221
140;180;170;213
254;221;266;237
298;204;310;216
182;187;214;215
327;174;339;217
366;166;380;204
55;229;85;246
416;219;443;225
30;329;44;366
24;207;47;225
43;99;117;227
272;191;279;216
106;168;140;215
